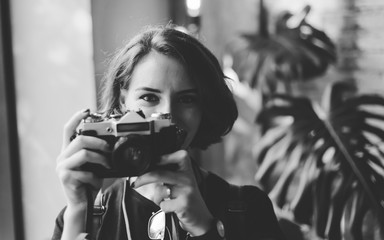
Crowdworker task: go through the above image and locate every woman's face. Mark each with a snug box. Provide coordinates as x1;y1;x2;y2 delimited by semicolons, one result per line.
122;51;202;149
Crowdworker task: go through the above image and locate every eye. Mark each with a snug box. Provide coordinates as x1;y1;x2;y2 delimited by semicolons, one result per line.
178;95;198;104
140;94;159;103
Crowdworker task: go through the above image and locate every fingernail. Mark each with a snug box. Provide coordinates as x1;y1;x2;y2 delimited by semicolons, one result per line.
105;164;112;169
69;132;78;141
106;142;112;150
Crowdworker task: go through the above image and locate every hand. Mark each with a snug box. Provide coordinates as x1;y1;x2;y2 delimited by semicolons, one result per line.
56;109;111;207
133;150;214;236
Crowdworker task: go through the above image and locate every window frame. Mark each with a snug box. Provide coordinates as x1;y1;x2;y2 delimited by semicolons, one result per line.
0;0;24;239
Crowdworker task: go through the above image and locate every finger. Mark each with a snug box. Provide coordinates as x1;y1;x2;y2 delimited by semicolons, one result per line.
60;135;110;160
62;109;90;150
62;169;103;191
153;184;174;205
57;148;111;170
157;150;190;167
159;197;184;213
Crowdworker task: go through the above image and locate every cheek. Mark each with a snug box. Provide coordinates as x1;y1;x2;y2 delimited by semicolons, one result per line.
178;109;202;147
121;90;134;111
122;93;149;115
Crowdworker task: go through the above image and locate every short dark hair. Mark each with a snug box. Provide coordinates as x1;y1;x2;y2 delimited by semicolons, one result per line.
99;25;238;149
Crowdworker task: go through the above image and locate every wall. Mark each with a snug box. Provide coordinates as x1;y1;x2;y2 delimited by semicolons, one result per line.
10;0;96;239
0;0;17;236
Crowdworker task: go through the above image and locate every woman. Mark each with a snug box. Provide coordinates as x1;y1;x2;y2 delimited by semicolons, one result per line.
52;25;285;240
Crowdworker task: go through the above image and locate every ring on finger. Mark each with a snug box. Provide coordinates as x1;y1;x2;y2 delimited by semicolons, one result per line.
163;184;172;200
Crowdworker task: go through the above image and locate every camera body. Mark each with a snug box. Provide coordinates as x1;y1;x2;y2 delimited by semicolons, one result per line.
78;110;185;177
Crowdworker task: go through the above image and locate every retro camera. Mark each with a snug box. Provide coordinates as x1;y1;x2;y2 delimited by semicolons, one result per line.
77;110;186;177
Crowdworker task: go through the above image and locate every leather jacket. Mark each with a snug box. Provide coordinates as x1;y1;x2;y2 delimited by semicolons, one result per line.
52;172;285;240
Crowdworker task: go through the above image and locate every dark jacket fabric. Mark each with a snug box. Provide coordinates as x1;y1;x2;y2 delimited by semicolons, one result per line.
52;172;285;240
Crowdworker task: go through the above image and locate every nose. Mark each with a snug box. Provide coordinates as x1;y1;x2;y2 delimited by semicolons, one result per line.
155;99;180;123
156;99;173;115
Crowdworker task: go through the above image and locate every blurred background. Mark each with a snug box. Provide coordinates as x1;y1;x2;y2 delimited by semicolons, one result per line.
1;0;384;239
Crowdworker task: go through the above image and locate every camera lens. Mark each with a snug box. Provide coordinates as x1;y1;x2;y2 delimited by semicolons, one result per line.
113;135;152;176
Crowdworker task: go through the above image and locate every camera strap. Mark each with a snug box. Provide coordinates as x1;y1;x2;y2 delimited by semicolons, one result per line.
88;173;247;240
88;190;106;240
90;179;154;240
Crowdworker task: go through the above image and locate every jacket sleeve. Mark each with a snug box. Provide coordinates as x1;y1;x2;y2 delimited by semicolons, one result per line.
51;207;66;240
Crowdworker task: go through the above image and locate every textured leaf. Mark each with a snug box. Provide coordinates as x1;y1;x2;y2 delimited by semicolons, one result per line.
227;5;336;97
254;86;384;239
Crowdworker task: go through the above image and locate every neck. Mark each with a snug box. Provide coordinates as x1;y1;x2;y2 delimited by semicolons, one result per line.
129;177;159;204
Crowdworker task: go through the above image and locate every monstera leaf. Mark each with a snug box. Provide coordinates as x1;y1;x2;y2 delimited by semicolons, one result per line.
254;82;384;239
228;4;336;98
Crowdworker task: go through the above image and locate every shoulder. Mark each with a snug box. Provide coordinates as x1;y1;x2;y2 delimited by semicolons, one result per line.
238;184;274;208
204;172;286;240
51;206;66;240
203;172;275;214
205;171;270;203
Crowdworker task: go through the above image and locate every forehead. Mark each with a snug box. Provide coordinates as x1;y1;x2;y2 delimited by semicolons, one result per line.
129;51;196;90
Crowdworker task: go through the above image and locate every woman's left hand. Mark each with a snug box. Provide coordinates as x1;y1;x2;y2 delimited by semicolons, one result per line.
132;150;214;236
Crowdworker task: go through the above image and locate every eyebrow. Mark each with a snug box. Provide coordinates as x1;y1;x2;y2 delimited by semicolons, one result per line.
177;89;198;95
135;87;198;94
135;87;161;93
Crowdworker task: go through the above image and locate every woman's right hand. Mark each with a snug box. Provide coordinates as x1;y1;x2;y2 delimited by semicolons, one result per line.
56;109;111;207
